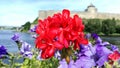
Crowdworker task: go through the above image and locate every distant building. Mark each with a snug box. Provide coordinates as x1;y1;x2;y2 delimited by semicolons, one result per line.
38;4;120;20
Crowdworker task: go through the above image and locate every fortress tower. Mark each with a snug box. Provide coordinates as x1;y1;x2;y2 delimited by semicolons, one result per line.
85;3;97;13
38;4;120;20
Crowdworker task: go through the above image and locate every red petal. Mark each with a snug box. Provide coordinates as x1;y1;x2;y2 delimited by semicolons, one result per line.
47;46;55;58
48;28;59;39
54;42;63;50
62;9;70;19
58;31;64;43
38;20;44;29
41;50;47;59
108;51;120;61
35;36;48;49
36;44;47;50
63;39;69;48
73;15;82;27
74;40;80;50
41;46;55;59
79;38;88;45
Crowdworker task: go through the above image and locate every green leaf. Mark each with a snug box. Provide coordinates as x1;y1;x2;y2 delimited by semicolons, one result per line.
23;58;29;65
113;61;120;68
104;62;112;68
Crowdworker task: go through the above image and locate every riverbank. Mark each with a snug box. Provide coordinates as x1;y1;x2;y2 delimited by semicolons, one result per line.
99;33;120;37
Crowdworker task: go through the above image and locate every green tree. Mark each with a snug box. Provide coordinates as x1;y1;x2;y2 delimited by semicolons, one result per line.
102;19;116;35
32;17;38;24
116;25;120;33
21;21;31;32
85;19;102;33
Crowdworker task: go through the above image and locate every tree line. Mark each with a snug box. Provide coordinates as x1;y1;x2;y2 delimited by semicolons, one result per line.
83;18;120;35
20;17;38;32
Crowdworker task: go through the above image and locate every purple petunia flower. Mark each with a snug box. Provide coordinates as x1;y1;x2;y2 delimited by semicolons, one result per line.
78;42;95;58
74;43;96;68
95;37;102;44
91;33;99;39
37;50;43;60
58;59;68;68
55;51;61;60
68;60;77;68
0;45;7;58
110;44;119;51
77;34;113;67
58;59;77;68
94;44;112;66
96;55;109;67
30;25;37;32
92;34;113;67
11;33;20;42
85;33;91;39
31;34;37;39
20;42;33;59
75;56;95;68
94;44;112;58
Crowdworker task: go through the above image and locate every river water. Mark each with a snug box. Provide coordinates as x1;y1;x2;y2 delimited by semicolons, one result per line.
0;30;35;53
0;30;120;53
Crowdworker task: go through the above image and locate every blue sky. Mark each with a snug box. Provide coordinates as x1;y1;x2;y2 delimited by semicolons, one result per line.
0;0;120;26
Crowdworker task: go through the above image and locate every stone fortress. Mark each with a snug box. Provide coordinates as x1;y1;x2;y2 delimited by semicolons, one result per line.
38;4;120;20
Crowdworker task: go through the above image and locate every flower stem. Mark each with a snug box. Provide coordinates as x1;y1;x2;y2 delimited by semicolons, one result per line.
61;47;72;64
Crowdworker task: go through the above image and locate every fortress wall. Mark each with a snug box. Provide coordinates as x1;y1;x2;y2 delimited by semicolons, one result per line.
39;10;120;20
38;10;97;20
38;10;87;20
96;13;120;20
39;10;47;20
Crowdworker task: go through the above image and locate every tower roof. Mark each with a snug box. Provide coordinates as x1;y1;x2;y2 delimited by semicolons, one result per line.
85;3;97;13
88;3;95;8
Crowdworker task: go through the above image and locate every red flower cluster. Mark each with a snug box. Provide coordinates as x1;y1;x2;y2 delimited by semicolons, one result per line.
35;9;88;59
108;51;120;61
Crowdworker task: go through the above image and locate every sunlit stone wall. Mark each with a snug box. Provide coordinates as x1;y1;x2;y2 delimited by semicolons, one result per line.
38;4;120;20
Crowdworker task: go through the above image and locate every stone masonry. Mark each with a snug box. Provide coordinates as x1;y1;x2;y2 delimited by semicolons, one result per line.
38;4;120;20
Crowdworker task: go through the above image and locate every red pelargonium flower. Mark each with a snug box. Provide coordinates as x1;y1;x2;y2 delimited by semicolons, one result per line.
108;51;120;61
35;9;88;59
